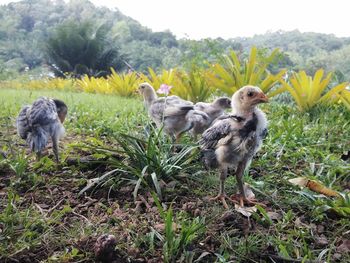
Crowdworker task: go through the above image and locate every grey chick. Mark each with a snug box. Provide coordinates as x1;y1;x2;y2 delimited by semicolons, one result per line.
191;97;232;139
199;86;268;208
16;97;68;162
139;82;209;142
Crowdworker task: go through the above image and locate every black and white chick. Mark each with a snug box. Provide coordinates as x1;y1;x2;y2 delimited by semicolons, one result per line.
138;82;209;142
16;97;68;162
191;97;232;139
199;86;268;208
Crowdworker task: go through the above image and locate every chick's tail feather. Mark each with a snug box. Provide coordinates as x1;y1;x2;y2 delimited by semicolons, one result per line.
16;106;31;140
187;110;209;123
28;125;48;153
163;105;194;117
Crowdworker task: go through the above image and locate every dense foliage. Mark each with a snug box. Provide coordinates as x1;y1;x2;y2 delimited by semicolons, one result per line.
46;20;125;77
1;0;350;79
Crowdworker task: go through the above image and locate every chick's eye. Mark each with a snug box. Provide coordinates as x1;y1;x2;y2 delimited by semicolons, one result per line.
247;92;254;97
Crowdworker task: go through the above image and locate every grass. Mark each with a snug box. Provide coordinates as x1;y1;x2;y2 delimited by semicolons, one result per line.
0;87;349;262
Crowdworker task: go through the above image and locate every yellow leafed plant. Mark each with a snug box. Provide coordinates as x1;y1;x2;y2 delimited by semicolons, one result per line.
3;78;76;91
108;68;140;97
172;68;214;103
280;69;349;111
76;75;113;94
207;46;286;96
338;89;350;110
140;68;177;91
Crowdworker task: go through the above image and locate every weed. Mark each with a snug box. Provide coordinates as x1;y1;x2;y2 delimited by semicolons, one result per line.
80;126;199;200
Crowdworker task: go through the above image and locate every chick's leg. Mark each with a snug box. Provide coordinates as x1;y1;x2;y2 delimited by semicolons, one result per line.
175;134;181;144
36;151;42;161
235;160;247;206
210;166;230;209
52;136;59;163
234;160;264;207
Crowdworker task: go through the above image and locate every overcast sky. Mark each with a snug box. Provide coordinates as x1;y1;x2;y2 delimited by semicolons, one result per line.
1;0;349;39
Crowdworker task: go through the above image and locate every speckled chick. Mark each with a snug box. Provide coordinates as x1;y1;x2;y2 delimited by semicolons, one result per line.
139;82;209;142
199;86;268;208
191;97;231;139
16;97;67;162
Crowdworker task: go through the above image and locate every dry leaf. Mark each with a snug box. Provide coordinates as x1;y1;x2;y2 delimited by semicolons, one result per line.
288;177;309;187
315;235;329;248
244;184;256;200
154;222;178;232
234;204;257;217
267;211;282;220
289;177;340;197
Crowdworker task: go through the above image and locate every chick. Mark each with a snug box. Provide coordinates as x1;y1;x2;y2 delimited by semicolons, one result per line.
199;86;268;208
139;82;209;142
16;97;68;162
191;97;231;139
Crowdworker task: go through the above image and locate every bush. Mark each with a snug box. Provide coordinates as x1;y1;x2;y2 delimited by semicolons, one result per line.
46;20;125;78
280;69;349;111
207;46;286;96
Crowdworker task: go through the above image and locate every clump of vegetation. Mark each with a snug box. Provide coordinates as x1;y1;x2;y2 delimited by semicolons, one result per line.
140;68;178;90
46;20;125;78
172;66;214;103
79;127;199;200
280;69;349;111
207;46;286;96
108;69;140;97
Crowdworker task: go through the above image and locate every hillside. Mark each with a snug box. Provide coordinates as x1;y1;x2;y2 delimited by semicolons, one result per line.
1;0;350;79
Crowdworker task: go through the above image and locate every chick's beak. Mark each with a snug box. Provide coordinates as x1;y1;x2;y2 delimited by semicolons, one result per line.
256;92;269;103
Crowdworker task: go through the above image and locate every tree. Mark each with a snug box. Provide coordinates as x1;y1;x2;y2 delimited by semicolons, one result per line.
46;20;125;78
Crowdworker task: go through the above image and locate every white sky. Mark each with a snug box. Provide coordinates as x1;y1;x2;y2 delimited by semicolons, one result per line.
1;0;350;39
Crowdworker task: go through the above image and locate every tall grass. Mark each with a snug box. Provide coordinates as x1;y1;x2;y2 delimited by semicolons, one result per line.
79;126;199;200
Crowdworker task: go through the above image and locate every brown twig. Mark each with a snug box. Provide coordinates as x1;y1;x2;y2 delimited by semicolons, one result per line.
122;60;142;78
138;194;152;209
34;203;46;217
47;199;65;215
72;210;92;225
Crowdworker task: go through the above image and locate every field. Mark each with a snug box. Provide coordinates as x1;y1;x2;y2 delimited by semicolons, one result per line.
0;88;349;262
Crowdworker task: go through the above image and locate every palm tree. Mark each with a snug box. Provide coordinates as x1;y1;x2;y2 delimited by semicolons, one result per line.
46;20;125;78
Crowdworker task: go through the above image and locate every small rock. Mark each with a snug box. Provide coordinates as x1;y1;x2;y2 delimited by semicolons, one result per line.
315;235;328;248
220;211;236;223
336;239;350;254
94;234;117;262
166;180;177;189
194;208;201;217
267;211;282;221
317;224;325;234
333;253;342;260
154;222;178;232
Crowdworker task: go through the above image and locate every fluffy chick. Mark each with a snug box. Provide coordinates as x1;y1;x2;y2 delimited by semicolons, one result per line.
199;86;268;208
191;97;231;139
16;97;68;162
139;82;208;142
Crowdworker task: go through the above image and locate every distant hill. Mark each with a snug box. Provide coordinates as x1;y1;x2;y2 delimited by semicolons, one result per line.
1;0;350;80
233;31;350;78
